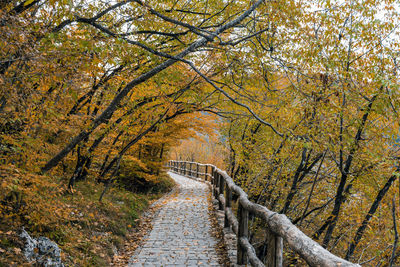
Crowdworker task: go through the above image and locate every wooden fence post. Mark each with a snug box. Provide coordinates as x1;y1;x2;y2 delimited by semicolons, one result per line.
212;169;215;197
266;229;283;267
237;200;248;265
276;236;283;267
165;161;356;267
181;162;183;174
183;162;186;176
225;186;232;228
219;174;225;211
212;167;216;198
214;173;220;199
182;161;184;175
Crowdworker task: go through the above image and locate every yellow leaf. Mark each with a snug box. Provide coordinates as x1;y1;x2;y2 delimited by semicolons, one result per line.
24;0;35;6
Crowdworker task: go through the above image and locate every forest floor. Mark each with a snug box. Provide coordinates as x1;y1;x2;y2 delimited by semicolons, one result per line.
0;165;175;266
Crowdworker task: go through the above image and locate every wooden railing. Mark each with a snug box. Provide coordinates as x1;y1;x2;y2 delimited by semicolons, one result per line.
167;160;360;267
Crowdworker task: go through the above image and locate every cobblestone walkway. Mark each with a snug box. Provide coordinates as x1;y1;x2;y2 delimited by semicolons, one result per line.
128;172;221;266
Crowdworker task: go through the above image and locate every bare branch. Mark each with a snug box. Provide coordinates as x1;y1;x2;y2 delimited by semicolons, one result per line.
42;0;266;172
182;59;284;137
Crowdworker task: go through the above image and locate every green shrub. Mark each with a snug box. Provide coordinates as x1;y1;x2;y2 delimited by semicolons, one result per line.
117;157;174;194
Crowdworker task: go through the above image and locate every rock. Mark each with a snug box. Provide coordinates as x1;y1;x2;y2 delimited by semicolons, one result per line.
36;237;63;266
92;231;108;237
20;228;37;261
20;229;64;267
112;245;119;256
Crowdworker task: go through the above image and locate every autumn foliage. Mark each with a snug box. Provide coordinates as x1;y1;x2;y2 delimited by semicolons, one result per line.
1;0;400;266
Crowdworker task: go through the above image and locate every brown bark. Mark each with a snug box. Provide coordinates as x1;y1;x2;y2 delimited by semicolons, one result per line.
41;0;266;173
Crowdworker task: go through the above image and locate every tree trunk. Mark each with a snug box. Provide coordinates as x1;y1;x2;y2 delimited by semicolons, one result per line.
41;0;266;173
345;174;397;260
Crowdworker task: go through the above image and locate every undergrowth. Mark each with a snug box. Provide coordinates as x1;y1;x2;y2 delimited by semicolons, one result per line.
0;164;174;266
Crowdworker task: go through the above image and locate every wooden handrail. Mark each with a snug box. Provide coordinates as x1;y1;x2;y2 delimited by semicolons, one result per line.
167;160;360;267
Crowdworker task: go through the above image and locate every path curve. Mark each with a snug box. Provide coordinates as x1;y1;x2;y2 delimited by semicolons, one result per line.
128;172;221;266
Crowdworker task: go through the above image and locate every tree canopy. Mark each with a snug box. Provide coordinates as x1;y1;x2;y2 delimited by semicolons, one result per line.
1;0;400;265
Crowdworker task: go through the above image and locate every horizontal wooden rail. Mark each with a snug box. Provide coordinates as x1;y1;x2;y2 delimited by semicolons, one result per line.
167;160;360;267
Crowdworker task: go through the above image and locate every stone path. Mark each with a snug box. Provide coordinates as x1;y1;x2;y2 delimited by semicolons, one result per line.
128;172;221;266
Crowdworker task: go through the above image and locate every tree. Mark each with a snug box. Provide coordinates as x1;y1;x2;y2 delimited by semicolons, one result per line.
213;0;400;263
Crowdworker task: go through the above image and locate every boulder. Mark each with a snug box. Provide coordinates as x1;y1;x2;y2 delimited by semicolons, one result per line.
20;229;64;267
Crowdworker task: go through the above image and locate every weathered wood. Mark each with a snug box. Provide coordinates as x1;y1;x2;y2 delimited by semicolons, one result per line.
214;173;220;199
218;194;225;208
237;201;248;265
185;162;187;176
219;174;225;211
225;186;232;228
276;236;283;267
239;237;265;267
211;168;215;186
266;228;279;267
226;207;238;234
212;169;216;196
167;161;360;267
266;229;275;267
